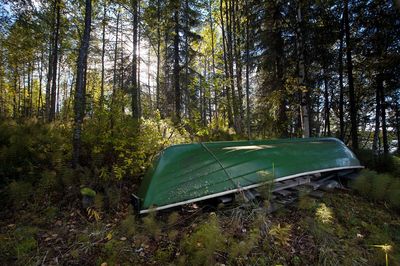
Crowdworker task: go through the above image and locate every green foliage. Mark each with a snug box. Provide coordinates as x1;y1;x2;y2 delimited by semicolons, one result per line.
0;120;69;188
154;244;175;264
7;180;32;208
356;150;400;176
120;207;136;238
142;211;161;238
13;226;38;260
228;228;260;260
181;213;225;265
167;211;180;226
387;179;400;209
352;169;400;209
268;223;292;246
83;114;189;183
315;203;334;224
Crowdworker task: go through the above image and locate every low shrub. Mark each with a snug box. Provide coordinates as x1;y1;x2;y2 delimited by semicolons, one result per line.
352;169;400;209
181;213;225;265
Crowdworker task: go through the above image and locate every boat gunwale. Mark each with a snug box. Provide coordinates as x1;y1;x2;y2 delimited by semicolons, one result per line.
138;165;364;214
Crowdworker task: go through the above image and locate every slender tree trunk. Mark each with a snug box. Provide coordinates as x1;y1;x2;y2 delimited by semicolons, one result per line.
72;0;92;168
323;70;330;136
338;15;345;141
110;10;120;129
45;42;53;120
100;1;106;109
344;0;358;150
184;0;190;118
147;44;152;111
56;55;62;115
23;67;26;117
233;0;244;133
372;77;381;155
220;0;233;127
378;75;388;154
156;0;161;111
18;70;21;117
395;93;400;153
28;63;32;117
173;9;181;123
296;3;310;138
50;0;61;121
227;0;238;132
209;0;217;125
38;51;44;116
131;0;139;120
245;0;251;139
137;0;142;117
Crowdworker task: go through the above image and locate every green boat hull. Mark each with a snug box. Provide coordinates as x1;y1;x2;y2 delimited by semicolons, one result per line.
134;138;362;213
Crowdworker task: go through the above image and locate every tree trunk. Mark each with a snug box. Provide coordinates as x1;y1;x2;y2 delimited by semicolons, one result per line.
147;43;152;111
372;77;381;155
245;0;251;139
227;0;238;132
110;10;120;129
296;3;310;138
50;0;61;121
233;0;243;133
72;0;92;168
209;0;217;126
156;0;161;111
395;93;400;153
137;0;142;117
38;52;44;116
220;0;233;127
132;0;139;120
323;71;330;136
378;75;388;154
344;0;358;150
173;9;181;123
100;1;106;109
45;42;53;120
338;15;345;141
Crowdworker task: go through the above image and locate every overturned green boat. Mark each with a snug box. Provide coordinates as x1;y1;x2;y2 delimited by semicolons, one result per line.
132;138;362;214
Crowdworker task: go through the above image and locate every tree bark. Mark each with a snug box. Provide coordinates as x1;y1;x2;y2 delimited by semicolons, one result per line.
372;76;381;155
220;0;233;127
233;0;243;133
72;0;92;168
173;9;181;123
245;0;251;139
323;71;330;136
296;3;310;138
37;51;44;116
209;0;217;125
156;0;161;111
110;10;120;129
100;1;106;109
132;0;140;120
344;0;358;150
50;0;61;121
378;75;389;154
338;15;345;141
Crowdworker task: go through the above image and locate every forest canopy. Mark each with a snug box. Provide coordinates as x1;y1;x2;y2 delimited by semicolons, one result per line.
0;0;398;155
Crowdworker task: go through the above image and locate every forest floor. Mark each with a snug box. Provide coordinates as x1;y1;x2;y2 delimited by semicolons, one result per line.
1;186;399;266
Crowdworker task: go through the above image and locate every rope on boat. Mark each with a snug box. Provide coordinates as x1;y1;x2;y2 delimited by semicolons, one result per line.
200;142;242;189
